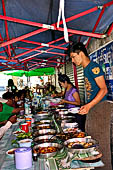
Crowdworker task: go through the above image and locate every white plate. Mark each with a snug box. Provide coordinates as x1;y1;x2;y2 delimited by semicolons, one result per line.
6;148;17;157
68;107;80;114
13;130;25;136
64;122;78;128
55;98;62;103
50;98;62;104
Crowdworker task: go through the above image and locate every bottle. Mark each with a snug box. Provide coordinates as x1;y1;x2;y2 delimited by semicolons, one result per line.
24;102;29;115
33;149;37;161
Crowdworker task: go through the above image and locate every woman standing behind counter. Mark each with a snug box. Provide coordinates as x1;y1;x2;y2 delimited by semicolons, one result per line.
52;74;80;108
52;74;86;131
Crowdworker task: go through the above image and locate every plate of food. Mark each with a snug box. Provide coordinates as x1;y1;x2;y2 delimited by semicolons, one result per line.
37;111;48;114
64;122;78;128
13;130;25;136
63;127;78;133
71;149;102;160
33;124;51;130
34;135;57;144
64;138;98;154
56;131;86;141
68;107;80;114
6;148;17;157
34;119;52;125
33;129;56;137
33;142;63;158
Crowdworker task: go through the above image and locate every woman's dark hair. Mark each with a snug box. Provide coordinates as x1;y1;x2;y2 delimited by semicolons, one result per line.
58;73;75;88
66;42;89;57
8;79;14;87
58;74;77;98
58;74;71;84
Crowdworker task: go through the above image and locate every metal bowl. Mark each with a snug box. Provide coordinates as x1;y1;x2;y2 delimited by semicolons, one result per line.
32;124;51;130
34;135;56;143
33;113;50;120
61;122;78;129
33;142;63;158
38;110;49;113
33;129;56;137
64;138;98;153
34;119;52;125
60;115;76;119
63;127;78;134
64;122;78;128
40;120;52;124
38;124;51;127
59;110;69;115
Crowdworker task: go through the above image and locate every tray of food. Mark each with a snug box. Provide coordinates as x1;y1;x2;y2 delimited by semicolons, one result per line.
33;142;63;158
34;135;57;144
34;113;50;119
34;119;52;125
63;127;79;133
33;129;56;137
62;122;78;129
13;130;25;136
57;115;76;121
37;111;48;114
56;131;85;141
64;138;98;154
71;149;102;160
12;132;32;145
33;124;51;130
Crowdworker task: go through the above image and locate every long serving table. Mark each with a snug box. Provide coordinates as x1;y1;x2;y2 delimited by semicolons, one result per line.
0;121;104;170
0;123;53;170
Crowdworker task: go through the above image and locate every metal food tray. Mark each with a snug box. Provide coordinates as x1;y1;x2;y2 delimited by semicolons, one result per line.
33;129;56;137
34;135;56;143
33;142;63;158
33;113;50;120
64;138;98;153
34;119;52;125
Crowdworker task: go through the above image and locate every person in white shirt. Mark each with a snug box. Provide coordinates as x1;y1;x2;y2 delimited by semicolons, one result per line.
0;115;17;139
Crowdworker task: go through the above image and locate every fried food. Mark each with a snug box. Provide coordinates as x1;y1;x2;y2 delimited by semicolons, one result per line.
38;146;57;154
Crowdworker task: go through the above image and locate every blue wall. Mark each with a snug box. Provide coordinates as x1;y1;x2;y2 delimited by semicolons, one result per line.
90;41;113;100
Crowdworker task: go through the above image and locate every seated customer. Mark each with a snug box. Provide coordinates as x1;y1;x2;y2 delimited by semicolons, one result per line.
0;115;17;139
13;92;22;108
0;92;24;123
44;82;58;96
7;79;17;94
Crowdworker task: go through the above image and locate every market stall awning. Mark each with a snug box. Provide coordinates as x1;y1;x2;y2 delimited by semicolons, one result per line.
4;67;55;77
0;0;113;71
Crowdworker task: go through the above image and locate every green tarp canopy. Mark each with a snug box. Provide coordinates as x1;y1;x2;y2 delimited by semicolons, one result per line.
4;67;55;77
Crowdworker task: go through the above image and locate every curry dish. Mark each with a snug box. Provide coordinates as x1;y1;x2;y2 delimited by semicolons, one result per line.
38;146;57;154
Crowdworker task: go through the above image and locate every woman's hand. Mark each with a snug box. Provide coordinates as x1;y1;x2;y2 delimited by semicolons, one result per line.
59;99;66;104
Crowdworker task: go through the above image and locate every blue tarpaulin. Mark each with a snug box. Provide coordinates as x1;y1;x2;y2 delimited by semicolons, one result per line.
0;0;113;71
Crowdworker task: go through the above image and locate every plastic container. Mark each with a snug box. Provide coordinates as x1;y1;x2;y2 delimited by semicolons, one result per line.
15;147;32;169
